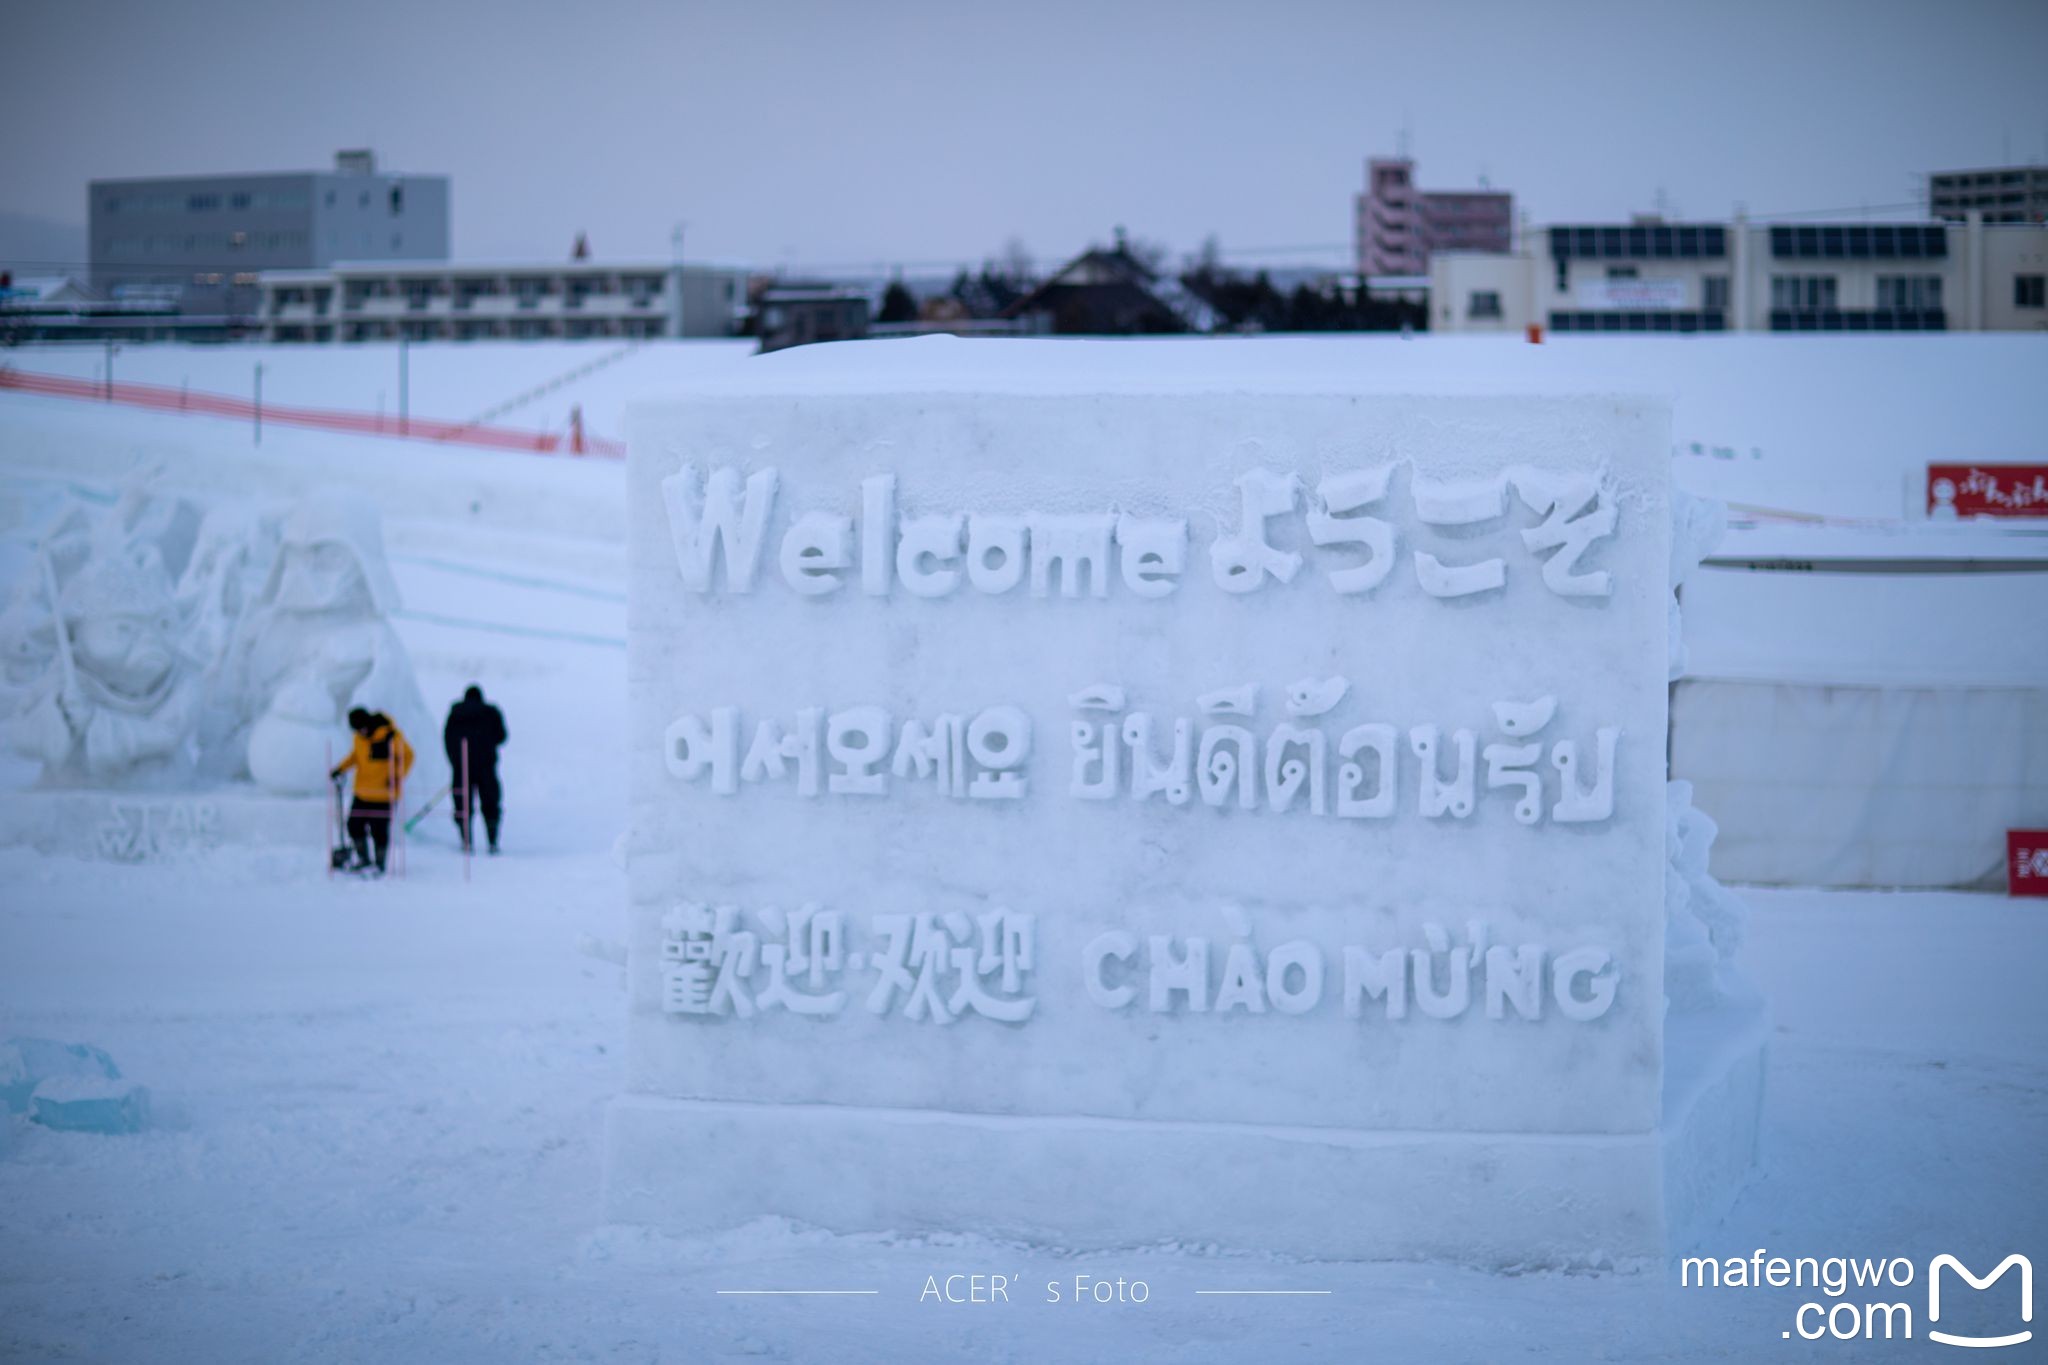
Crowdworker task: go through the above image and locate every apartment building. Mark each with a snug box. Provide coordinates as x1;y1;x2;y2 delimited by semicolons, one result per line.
1431;215;2046;334
1354;157;1512;277
1929;164;2048;225
257;259;746;342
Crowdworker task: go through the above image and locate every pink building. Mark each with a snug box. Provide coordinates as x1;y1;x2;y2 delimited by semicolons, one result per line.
1354;157;1513;276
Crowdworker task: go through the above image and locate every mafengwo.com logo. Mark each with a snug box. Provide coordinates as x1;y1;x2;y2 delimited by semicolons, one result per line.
1679;1250;2032;1347
1929;1255;2033;1349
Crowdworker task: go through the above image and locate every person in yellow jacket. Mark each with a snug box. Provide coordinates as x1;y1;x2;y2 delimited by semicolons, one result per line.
330;707;413;875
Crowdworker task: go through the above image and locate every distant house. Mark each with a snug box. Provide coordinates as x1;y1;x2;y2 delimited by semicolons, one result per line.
1005;233;1216;335
1;275;98;310
756;283;871;353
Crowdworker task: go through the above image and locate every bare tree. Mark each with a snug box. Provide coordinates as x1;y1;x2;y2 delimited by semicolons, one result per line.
998;237;1035;287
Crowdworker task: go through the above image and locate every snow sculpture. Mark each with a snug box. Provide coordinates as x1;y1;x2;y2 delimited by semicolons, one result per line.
3;546;201;781
1665;780;1752;1012
1;478;431;798
1306;466;1396;593
1196;683;1256;716
614;354;1765;1266
1551;727;1620;823
1410;724;1476;818
1209;469;1302;591
1414;550;1506;597
1069;683;1125;711
1027;514;1115;599
206;495;434;796
1662;489;1753;1013
1113;516;1187;598
1284;675;1348;717
1;479;217;784
1668;487;1727;682
1335;722;1398;818
0;478;436;870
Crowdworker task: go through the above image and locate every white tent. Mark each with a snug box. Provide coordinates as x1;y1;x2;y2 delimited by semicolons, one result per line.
1674;546;2048;889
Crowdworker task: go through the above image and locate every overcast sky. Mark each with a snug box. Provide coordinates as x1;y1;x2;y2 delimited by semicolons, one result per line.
6;0;2046;273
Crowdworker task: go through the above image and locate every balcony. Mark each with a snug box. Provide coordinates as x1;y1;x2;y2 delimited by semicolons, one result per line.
345;295;408;318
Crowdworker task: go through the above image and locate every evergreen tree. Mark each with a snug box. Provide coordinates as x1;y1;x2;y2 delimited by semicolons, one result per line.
877;280;918;324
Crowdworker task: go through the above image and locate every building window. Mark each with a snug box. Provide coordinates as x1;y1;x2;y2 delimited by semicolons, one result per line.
1771;275;1836;310
1606;266;1638;280
2017;275;2046;308
1877;275;1942;310
1772;223;1944;259
1703;276;1729;310
390;186;404;215
1548;309;1725;334
1468;290;1502;319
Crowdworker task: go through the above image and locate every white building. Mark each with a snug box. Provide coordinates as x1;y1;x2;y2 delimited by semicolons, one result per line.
257;259;748;343
1431;216;2048;335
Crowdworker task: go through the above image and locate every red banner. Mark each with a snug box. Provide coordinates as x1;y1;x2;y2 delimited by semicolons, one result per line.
1927;464;2048;517
2012;831;2048;898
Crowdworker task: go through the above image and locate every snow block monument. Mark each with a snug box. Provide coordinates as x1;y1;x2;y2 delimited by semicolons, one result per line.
608;341;1767;1264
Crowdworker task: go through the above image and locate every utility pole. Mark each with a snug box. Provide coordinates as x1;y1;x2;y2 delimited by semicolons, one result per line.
668;221;688;340
253;362;263;446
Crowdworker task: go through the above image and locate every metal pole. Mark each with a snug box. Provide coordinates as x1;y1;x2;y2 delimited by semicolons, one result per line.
104;339;113;401
253;362;263;446
461;738;471;882
669;222;687;339
394;744;405;880
399;333;409;436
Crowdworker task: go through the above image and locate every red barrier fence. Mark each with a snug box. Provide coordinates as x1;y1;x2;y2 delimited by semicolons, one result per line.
0;365;625;458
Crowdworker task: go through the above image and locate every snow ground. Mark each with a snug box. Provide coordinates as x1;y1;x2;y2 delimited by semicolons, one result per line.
2;844;2042;1359
2;347;2044;1361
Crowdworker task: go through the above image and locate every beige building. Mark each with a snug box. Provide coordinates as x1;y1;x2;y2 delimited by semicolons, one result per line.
1431;215;2046;335
1976;217;2048;331
257;258;747;342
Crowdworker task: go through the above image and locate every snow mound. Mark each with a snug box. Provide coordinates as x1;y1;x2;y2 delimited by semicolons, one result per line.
1;1037;121;1115
30;1075;152;1134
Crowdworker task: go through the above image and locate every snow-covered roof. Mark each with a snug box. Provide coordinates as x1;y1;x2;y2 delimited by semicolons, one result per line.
315;257;752;276
255;258;755;287
2;276;96;304
1711;521;2048;566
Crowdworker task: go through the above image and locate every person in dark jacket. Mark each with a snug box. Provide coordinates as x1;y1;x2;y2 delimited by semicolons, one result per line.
444;684;507;854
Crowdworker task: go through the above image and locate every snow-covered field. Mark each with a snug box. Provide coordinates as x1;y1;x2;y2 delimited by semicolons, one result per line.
3;836;2042;1359
8;331;2047;521
2;337;2044;1362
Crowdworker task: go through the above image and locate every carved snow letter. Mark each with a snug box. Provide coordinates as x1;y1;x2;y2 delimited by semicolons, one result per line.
1307;467;1396;594
1210;469;1302;593
661;465;778;592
